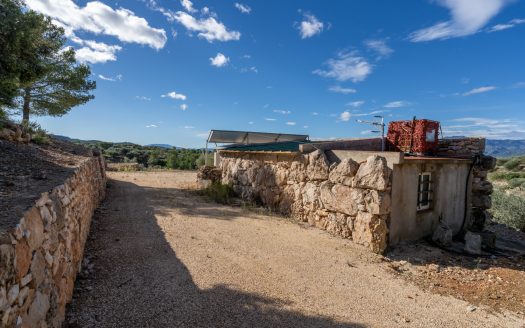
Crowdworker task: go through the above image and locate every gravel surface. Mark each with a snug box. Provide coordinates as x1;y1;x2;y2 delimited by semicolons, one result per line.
65;171;525;328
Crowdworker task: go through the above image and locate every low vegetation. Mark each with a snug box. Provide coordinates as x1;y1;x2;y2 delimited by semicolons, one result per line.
197;183;236;204
488;155;525;231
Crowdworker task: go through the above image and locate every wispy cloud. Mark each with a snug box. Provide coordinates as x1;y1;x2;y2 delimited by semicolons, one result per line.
443;117;525;139
313;51;372;83
184;125;194;129
209;53;229;67
339;111;351;122
462;86;497;96
347;100;365;108
409;0;512;42
234;3;251;14
136;96;151;101
297;14;324;39
162;91;187;100
181;0;197;13
172;11;241;42
364;39;393;58
180;104;188;110
487;18;525;32
265;118;277;121
384;100;410;108
286;121;296;126
240;66;258;73
273;109;291;115
312;112;319;116
328;85;357;94
146;124;158;128
98;74;122;81
513;81;525;88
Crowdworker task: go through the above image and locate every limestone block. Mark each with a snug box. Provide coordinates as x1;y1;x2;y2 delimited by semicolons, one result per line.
7;284;19;305
364;190;391;215
306;150;329;181
15;239;31;280
352;212;388;253
464;232;482;255
472;180;493;194
329;158;359;186
472;194;491;209
432;223;452;246
30;251;46;287
27;291;49;327
289;161;307;182
354;155;392;191
0;287;6;309
480;155;496;170
21;207;44;252
319;182;364;216
326;212;351;238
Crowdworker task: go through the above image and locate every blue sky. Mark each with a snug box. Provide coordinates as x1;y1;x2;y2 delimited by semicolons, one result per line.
26;0;525;147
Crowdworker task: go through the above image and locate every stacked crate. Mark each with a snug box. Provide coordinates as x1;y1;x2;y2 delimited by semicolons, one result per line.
387;119;440;155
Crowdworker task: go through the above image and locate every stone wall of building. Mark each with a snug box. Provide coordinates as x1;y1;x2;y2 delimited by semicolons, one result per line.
469;155;497;232
437;138;486;156
220;150;392;253
0;154;106;327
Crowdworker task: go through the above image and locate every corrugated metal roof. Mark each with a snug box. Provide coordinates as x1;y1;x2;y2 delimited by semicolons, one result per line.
207;130;309;144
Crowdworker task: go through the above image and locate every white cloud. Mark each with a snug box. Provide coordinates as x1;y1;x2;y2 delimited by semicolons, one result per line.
162;91;187;100
74;46;118;64
26;0;167;49
273;109;291;115
234;3;251;14
347;100;365;108
240;66;258;73
312;112;319;116
303;125;309;129
488;18;525;32
409;0;512;42
181;0;197;13
364;39;393;58
184;125;194;129
180;104;188;110
462;86;497;96
298;14;324;39
340;111;351;122
443;117;525;139
384;100;410;108
265;118;276;121
173;11;241;42
286;122;296;126
209;53;229;67
513;81;525;88
360;130;376;135
248;121;254;125
313;51;372;83
328;85;357;94
136;96;151;101
98;74;116;81
146;124;158;128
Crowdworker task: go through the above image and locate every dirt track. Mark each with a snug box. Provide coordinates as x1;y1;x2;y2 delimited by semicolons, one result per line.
65;171;524;328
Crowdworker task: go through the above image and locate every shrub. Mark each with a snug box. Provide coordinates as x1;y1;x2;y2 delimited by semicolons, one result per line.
508;178;525;189
198;183;235;204
490;171;525;181
27;122;50;145
503;158;523;171
490;190;525;231
496;158;510;166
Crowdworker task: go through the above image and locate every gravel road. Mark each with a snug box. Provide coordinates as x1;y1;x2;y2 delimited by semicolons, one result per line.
65;171;524;328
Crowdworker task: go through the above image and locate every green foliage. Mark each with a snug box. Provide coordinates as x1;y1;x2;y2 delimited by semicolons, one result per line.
26;121;50;145
490;190;525;231
198;183;235;205
508;178;525;189
489;171;525;181
66;138;206;170
496;158;510;166
0;0;23;107
503;157;524;171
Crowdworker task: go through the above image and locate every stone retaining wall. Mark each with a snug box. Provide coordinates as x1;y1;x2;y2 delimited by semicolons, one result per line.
220;150;392;253
437;138;486;156
0;154;106;327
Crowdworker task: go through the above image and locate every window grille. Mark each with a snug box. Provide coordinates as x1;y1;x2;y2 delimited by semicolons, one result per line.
417;172;432;211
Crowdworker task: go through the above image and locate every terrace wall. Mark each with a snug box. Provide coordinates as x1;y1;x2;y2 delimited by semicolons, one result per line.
0;154;106;327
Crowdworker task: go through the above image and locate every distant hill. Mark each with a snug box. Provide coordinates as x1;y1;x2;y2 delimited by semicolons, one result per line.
485;140;525;158
146;144;175;149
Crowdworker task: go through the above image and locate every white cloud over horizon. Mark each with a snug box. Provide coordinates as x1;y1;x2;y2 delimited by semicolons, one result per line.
313;51;372;83
409;0;513;42
298;14;324;39
384;100;410;108
443;117;525;139
26;0;167;49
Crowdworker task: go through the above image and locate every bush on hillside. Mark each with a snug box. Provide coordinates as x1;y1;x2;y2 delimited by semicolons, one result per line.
490;171;525;181
198;183;235;205
503;157;523;171
490;190;525;231
508;178;525;189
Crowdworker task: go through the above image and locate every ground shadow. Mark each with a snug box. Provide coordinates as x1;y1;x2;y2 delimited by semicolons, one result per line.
64;178;366;328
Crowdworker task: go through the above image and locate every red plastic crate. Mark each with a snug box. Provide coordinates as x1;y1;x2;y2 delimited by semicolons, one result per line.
387;119;440;155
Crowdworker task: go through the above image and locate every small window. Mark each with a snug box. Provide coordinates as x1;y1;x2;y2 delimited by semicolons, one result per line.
417;172;432;211
426;129;436;142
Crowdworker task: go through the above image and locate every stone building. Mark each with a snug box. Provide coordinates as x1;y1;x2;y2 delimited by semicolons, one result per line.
214;136;495;254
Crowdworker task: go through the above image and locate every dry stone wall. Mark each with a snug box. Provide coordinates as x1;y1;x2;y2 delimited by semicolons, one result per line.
437;138;486;156
220;150;392;253
0;154;106;327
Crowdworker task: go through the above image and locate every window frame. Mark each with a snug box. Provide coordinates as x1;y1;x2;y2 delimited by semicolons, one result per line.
417;172;433;211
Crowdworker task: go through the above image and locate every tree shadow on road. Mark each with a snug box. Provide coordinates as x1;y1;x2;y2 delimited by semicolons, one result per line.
65;179;367;328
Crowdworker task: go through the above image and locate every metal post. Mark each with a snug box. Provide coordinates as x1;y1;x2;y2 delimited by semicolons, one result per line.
205;141;209;166
381;116;385;152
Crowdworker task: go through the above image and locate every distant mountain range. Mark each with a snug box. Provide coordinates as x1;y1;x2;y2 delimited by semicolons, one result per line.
146;144;175;149
485;139;525;157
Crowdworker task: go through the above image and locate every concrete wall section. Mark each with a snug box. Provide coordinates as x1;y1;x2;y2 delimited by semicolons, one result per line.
389;160;471;245
0;155;106;327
